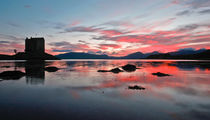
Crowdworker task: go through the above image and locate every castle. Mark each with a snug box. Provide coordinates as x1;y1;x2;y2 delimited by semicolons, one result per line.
25;37;45;54
0;37;58;60
13;37;58;60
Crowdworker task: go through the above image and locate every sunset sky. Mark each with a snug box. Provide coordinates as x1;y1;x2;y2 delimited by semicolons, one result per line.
0;0;210;56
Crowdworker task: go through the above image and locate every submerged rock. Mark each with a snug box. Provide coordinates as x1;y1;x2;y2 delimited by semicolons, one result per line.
98;67;123;73
97;70;110;72
1;66;11;68
122;64;137;72
45;66;59;72
98;64;139;73
128;85;145;90
152;72;171;77
0;71;25;80
110;68;123;73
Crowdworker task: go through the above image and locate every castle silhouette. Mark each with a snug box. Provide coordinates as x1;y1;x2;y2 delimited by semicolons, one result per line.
25;37;45;55
14;37;58;60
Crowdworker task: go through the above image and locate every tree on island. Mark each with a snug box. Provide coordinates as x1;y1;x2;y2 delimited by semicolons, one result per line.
14;49;17;55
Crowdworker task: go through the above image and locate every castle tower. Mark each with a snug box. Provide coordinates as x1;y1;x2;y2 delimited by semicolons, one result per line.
25;37;45;54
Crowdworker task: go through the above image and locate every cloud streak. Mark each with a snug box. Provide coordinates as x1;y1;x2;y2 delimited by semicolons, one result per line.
198;9;210;14
0;33;24;41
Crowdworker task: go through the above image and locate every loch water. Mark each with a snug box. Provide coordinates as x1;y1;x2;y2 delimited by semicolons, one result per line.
0;59;210;120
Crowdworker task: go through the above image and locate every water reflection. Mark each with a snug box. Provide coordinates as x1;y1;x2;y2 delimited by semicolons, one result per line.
169;61;210;71
25;60;45;85
0;60;59;85
0;60;210;120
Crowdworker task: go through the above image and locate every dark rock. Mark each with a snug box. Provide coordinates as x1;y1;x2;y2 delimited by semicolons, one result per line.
128;85;145;90
152;72;171;77
122;64;137;72
97;70;110;72
110;68;123;73
98;67;123;73
1;66;11;68
45;66;59;72
0;71;25;80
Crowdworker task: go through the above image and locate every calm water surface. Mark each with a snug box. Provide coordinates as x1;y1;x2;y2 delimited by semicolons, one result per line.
0;59;210;120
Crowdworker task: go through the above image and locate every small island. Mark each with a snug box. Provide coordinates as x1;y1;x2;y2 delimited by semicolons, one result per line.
0;37;59;60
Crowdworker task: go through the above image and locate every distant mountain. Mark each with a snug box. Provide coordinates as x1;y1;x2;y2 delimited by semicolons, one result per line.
169;48;206;56
147;49;210;60
145;51;161;57
56;51;161;59
55;49;210;60
121;52;145;59
120;51;161;59
56;52;112;59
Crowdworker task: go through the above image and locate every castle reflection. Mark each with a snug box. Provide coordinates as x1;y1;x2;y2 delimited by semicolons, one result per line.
25;60;45;85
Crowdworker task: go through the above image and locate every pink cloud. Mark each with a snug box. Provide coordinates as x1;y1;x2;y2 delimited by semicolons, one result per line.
0;42;24;55
100;30;124;37
99;44;121;50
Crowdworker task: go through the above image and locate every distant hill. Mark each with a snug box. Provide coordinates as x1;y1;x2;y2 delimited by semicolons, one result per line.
119;51;160;59
56;52;112;59
56;51;161;59
147;49;210;60
169;48;206;56
144;51;161;57
55;49;210;60
121;52;145;59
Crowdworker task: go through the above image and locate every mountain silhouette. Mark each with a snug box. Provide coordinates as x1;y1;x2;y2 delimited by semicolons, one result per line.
2;47;209;60
169;48;206;56
56;52;112;59
147;49;210;60
56;51;162;59
55;49;209;60
122;52;145;59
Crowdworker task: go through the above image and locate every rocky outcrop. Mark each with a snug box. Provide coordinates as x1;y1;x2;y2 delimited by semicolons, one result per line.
0;71;25;80
128;85;145;90
152;72;171;77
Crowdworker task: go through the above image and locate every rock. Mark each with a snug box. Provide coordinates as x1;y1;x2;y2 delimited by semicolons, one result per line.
98;64;139;73
45;66;59;72
122;64;137;72
0;71;25;80
128;85;145;90
97;70;110;72
110;68;123;73
152;72;171;77
1;66;11;68
98;68;123;73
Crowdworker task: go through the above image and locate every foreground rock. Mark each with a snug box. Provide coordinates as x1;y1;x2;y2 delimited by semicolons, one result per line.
122;64;138;72
128;85;145;90
98;67;123;74
110;68;123;73
97;70;110;72
0;71;25;80
1;66;11;68
152;72;171;77
45;66;59;72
